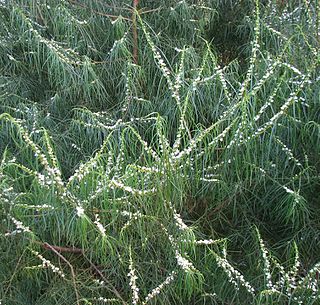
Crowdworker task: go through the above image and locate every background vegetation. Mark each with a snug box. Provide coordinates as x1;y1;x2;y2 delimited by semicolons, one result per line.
0;0;319;304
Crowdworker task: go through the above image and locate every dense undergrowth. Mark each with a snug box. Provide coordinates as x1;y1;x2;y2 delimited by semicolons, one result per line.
0;0;319;304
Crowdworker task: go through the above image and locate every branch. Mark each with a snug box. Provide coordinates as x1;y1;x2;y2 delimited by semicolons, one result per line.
132;0;139;64
44;242;81;305
42;243;83;254
67;0;131;21
83;253;127;305
33;240;126;304
33;240;83;254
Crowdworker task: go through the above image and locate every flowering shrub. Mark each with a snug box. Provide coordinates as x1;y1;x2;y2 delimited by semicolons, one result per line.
0;0;319;304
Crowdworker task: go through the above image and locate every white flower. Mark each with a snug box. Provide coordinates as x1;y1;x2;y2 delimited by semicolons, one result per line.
76;206;85;217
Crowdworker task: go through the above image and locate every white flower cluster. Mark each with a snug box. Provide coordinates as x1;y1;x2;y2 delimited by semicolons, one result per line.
172;48;185;106
93;279;105;286
122;63;134;113
207;123;234;148
283;186;295;195
175;250;196;272
256;231;320;303
264;23;288;41
277;7;300;23
13;121;65;191
214;252;255;295
0;186;13;204
303;262;320;298
68;160;97;183
275;137;302;166
121;210;143;231
79;118;123;132
167;202;189;231
129;129;160;161
71;143;81;152
250;59;280;98
5;216;31;236
89;181;108;202
15;203;54;211
173;212;188;231
232;78;308;148
94;214;106;236
109;178;155;196
130;165;161;175
281;62;304;76
256;230;274;290
59;5;88;25
114;141;125;176
31;250;65;278
237;0;261;100
35;172;54;188
203;53;232;103
194;239;221;245
142;270;177;304
160;224;197;273
254;85;279;122
269;251;320;303
28;27;81;66
284;255;301;297
93;297;119;303
128;254;139;305
139;18;186;110
107;32;128;58
76;205;85;217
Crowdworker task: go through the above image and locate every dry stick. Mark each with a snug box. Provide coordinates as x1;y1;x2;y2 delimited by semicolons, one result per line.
42;243;83;254
140;8;162;15
67;0;131;21
33;240;126;304
95;0;132;12
43;242;81;305
3;249;27;299
33;240;83;254
132;0;139;64
83;253;127;305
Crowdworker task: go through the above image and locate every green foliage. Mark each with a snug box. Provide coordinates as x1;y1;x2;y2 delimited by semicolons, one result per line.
0;0;319;304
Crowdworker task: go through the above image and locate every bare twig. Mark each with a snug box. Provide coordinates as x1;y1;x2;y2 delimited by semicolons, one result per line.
132;0;139;64
42;243;83;254
83;253;127;305
67;0;131;21
44;242;81;305
33;240;83;254
2;249;27;299
33;240;125;304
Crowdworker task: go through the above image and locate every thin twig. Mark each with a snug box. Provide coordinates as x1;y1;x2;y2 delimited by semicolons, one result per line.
44;242;81;305
83;253;127;305
67;0;131;21
3;249;27;299
132;0;139;64
43;243;83;254
33;240;83;254
140;7;162;15
33;240;125;303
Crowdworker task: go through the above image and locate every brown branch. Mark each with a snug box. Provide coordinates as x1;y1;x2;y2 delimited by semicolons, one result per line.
3;249;26;299
132;0;139;64
43;243;83;254
94;0;132;12
67;0;131;21
33;240;83;254
44;242;81;305
140;7;162;15
32;240;125;304
83;253;127;305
